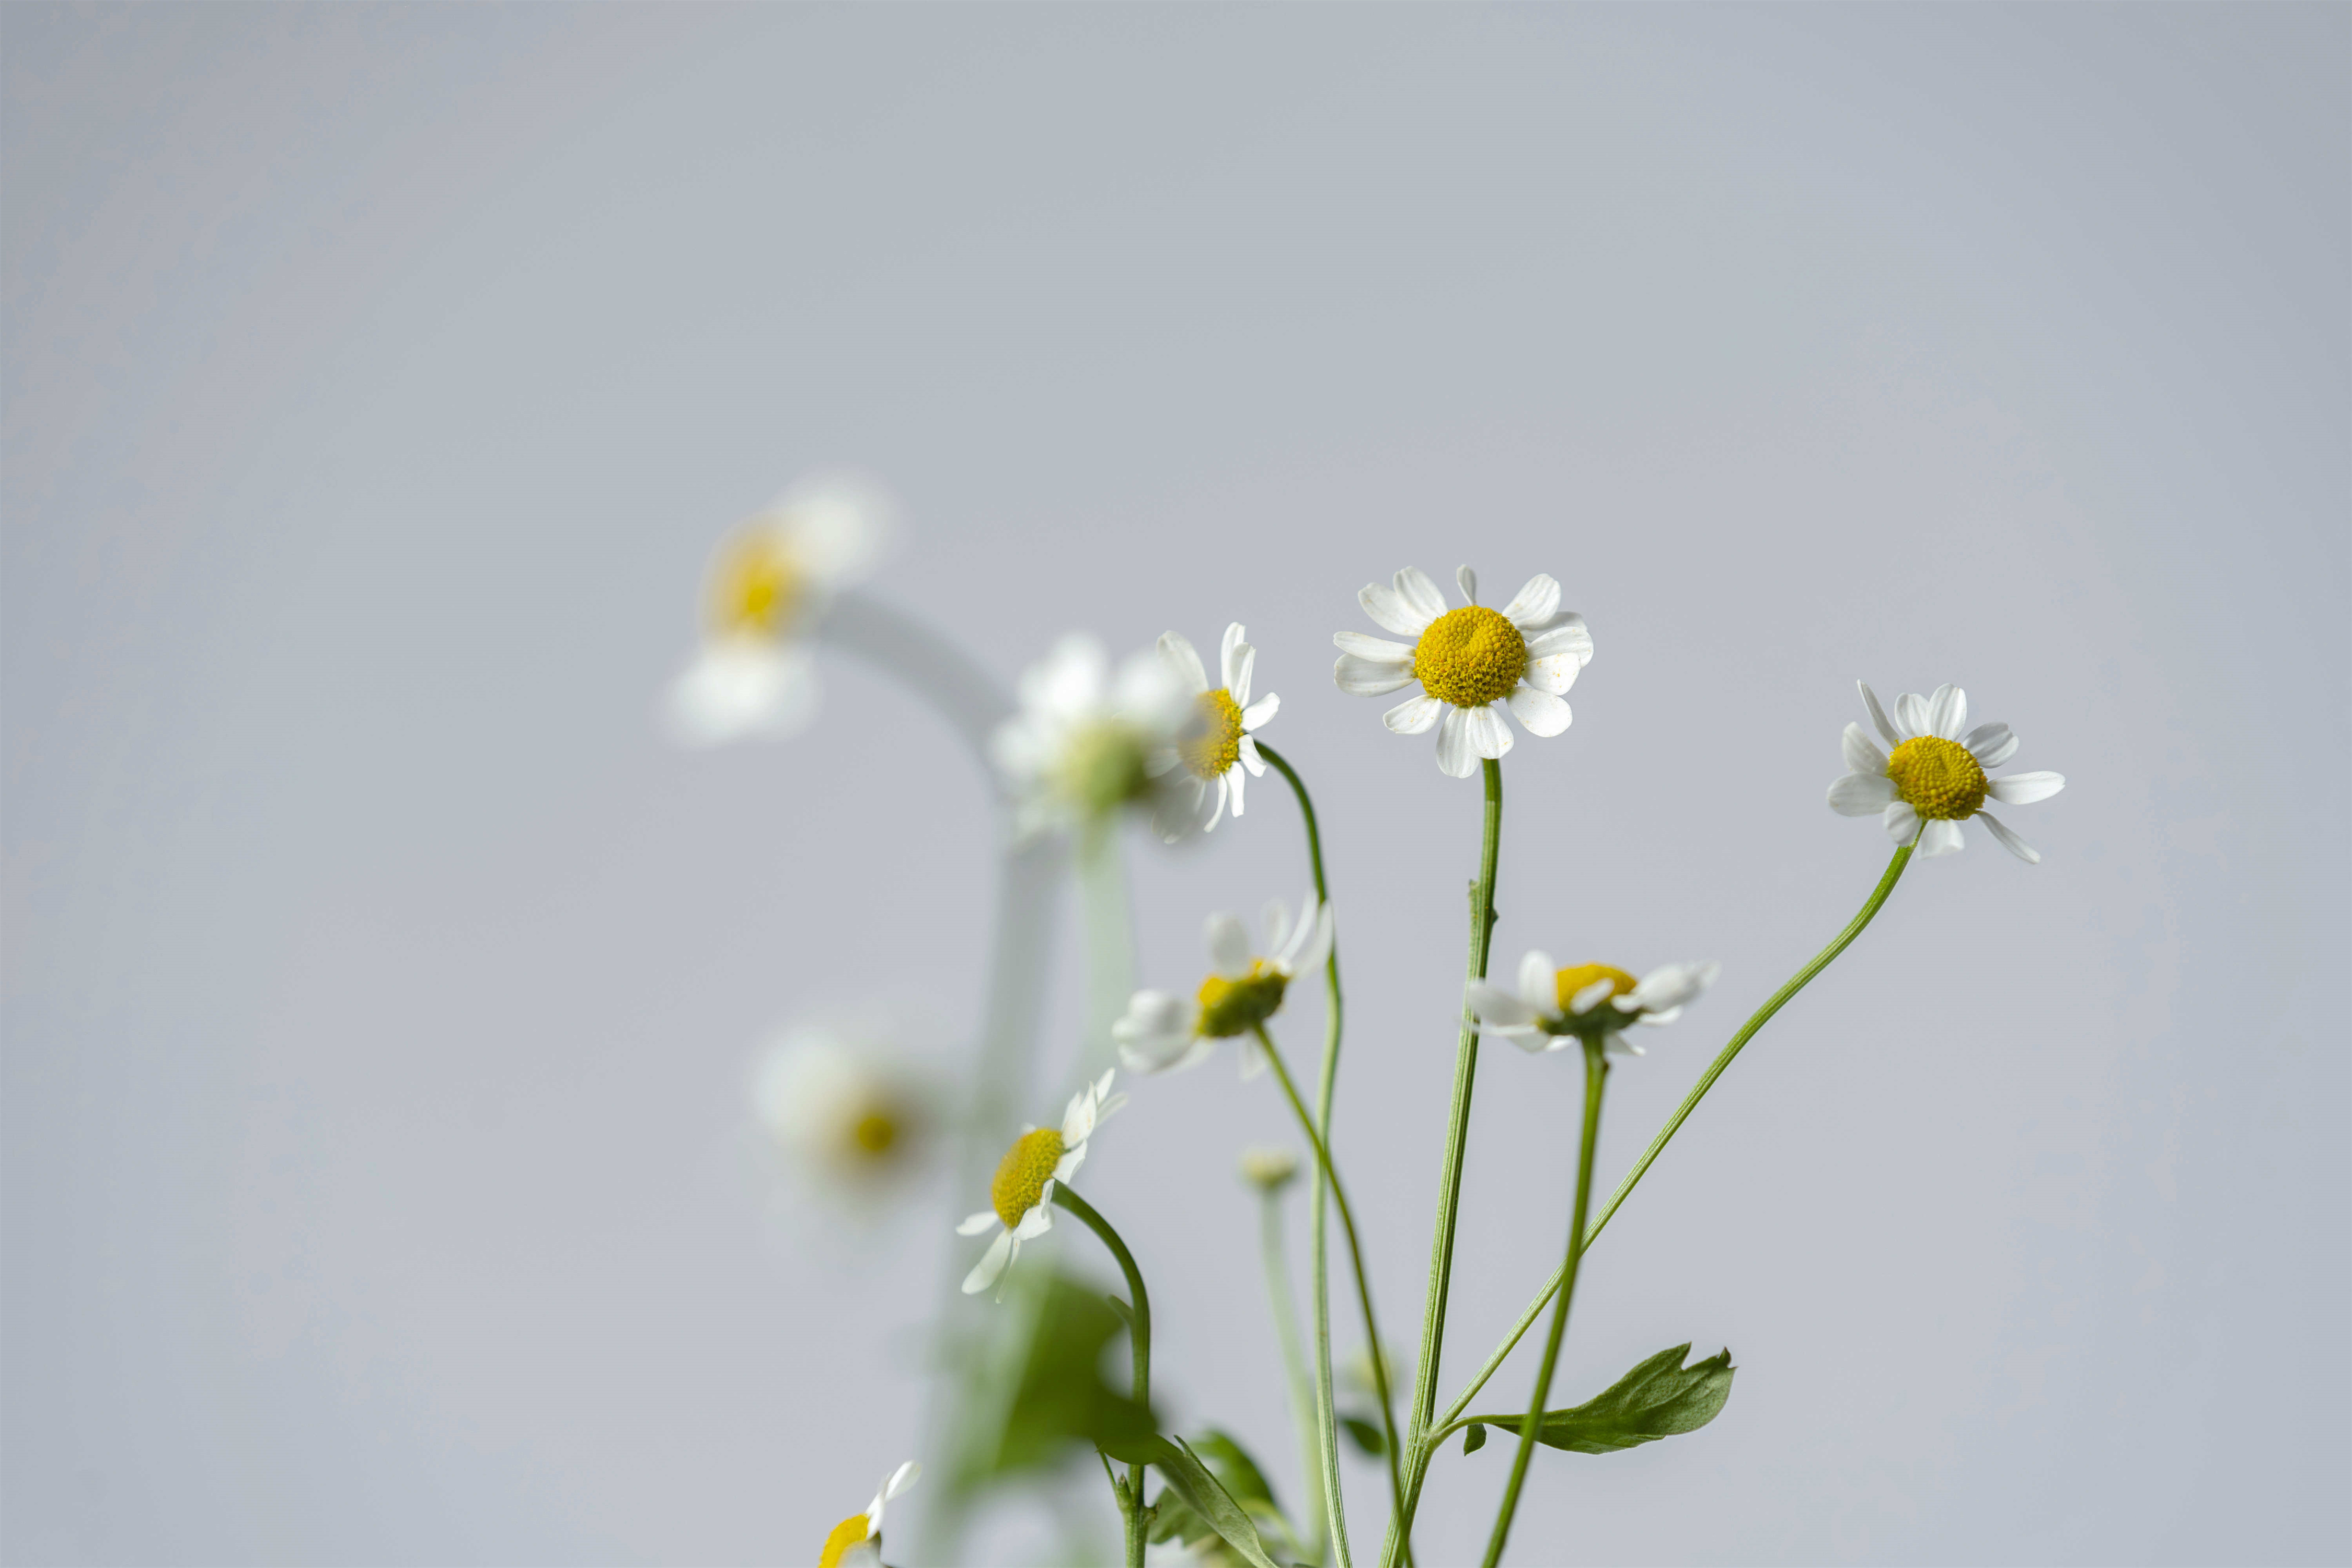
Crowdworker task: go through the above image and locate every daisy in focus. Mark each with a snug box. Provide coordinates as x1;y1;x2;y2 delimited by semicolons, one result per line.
1151;623;1281;841
1826;681;2066;861
958;1072;1127;1296
1112;896;1334;1078
1333;565;1592;777
990;635;1191;841
751;1028;930;1196
666;476;893;746
1466;952;1721;1056
817;1460;919;1568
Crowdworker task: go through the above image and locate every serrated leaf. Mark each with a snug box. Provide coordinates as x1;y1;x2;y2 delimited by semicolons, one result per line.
1339;1414;1386;1457
1462;1422;1486;1455
1133;1435;1280;1568
1466;1343;1734;1456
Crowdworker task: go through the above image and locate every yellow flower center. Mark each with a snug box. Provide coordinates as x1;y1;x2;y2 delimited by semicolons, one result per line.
1885;735;1989;820
817;1514;869;1568
850;1109;898;1157
1553;963;1639;1018
1196;960;1289;1039
1053;720;1154;815
1412;606;1527;708
990;1127;1066;1228
1180;688;1245;780
707;528;803;638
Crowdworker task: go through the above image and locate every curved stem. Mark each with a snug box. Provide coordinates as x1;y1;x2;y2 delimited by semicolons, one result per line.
1255;742;1355;1568
1435;843;1916;1431
1480;1040;1608;1568
1053;1184;1154;1568
1257;1185;1328;1565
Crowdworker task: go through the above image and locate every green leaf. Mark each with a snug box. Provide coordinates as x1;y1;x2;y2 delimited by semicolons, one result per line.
1461;1422;1487;1455
1339;1414;1387;1457
964;1270;1158;1481
1465;1344;1735;1456
1190;1428;1281;1515
1133;1435;1281;1568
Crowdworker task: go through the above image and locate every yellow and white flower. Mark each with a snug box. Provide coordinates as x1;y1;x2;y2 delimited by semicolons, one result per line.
666;476;892;746
1334;565;1591;777
990;635;1191;839
958;1071;1127;1296
817;1460;920;1568
1466;952;1720;1056
751;1028;929;1191
1112;897;1334;1078
1150;622;1281;841
1238;1145;1302;1192
1827;681;2066;861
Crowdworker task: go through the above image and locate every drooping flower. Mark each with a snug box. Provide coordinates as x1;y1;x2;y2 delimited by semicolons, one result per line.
817;1460;920;1568
1113;897;1334;1078
751;1028;930;1193
957;1073;1127;1296
990;635;1191;840
1826;681;2066;861
1466;952;1720;1056
1150;623;1281;841
666;476;892;745
1333;565;1591;777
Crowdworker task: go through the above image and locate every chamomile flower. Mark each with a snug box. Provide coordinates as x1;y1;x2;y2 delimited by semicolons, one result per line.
1150;623;1281;841
1466;952;1720;1056
1238;1146;1301;1193
666;476;892;746
1113;896;1334;1078
817;1460;920;1568
1826;681;2067;861
751;1028;930;1193
1334;565;1592;777
958;1072;1127;1296
990;635;1191;840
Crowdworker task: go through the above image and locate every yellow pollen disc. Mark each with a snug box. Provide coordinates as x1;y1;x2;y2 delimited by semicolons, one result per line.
1412;606;1527;708
1195;960;1289;1039
1885;735;1989;820
707;528;803;638
990;1127;1066;1228
1554;963;1639;1017
817;1514;869;1568
850;1110;898;1157
1180;688;1246;780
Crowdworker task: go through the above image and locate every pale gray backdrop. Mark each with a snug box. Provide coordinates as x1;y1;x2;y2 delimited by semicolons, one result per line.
4;6;2345;1565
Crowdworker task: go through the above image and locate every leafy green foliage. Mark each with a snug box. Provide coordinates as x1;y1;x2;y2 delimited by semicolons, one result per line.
1465;1343;1735;1455
1339;1414;1387;1457
958;1269;1158;1482
1132;1434;1281;1568
1461;1421;1487;1455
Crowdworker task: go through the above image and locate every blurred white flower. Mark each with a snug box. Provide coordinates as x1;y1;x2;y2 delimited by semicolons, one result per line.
1113;896;1334;1078
752;1029;930;1191
666;476;892;746
1333;564;1591;777
1466;953;1720;1057
817;1459;919;1568
1150;622;1280;841
958;1072;1127;1297
1238;1145;1301;1193
1826;681;2066;861
990;635;1191;839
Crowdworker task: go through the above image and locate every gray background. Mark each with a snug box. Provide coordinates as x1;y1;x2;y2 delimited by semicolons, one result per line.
4;5;2346;1564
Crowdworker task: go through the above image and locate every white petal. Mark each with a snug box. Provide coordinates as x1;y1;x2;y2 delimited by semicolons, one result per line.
1605;1033;1648;1056
1206;912;1253;978
1841;722;1889;776
885;1460;921;1500
1929;683;1967;740
1894;691;1932;741
1237;736;1266;779
1220;622;1248;694
1224;764;1246;818
1466;981;1539;1027
1523;651;1580;696
1287;902;1334;973
1633;1007;1678;1028
1526;616;1593;667
1570;977;1617;1016
1989;770;2065;805
1061;1087;1098;1143
1517;950;1558;1009
1827;772;1899;815
1394;566;1450;624
1385;694;1444;734
1261;897;1293;959
1157;631;1209;694
1918;818;1966;857
1857;681;1902;747
1978;810;2043;863
1465;702;1515;760
1435;706;1478;777
1506;684;1572;737
1240;693;1280;732
1237;1033;1267;1081
665;643;817;746
1499;573;1562;629
1456;564;1479;604
769;477;892;584
1359;581;1435;637
1630;960;1720;1014
1964;722;2020;768
961;1230;1015;1294
1012;1200;1056;1239
1335;653;1415;696
1883;800;1920;845
1334;631;1414;662
956;1211;1001;1236
1229;644;1258;710
1507;1028;1554;1053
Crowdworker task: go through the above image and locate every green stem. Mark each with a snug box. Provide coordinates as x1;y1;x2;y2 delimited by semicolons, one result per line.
1480;1039;1608;1568
1254;742;1354;1568
1253;1025;1407;1539
1258;1182;1328;1565
1434;842;1916;1432
1053;1185;1153;1568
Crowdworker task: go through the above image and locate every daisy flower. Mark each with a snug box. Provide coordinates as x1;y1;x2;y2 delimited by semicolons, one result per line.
1466;952;1721;1056
750;1028;930;1193
1826;681;2067;861
817;1460;920;1568
1333;565;1592;777
1112;896;1335;1078
1150;622;1281;841
957;1072;1127;1296
666;476;892;746
990;635;1190;840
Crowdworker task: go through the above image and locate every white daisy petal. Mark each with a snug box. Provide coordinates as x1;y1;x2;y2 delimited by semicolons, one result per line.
962;1229;1015;1294
1894;691;1932;741
1220;623;1248;695
1841;722;1889;776
1509;1030;1555;1053
1524;652;1581;696
957;1211;1000;1236
1827;772;1900;815
1012;1202;1056;1240
1290;902;1334;973
1989;771;2066;805
1517;950;1558;1009
1633;1007;1678;1028
1506;683;1572;737
1385;693;1445;734
1964;722;2020;768
1465;701;1515;760
1526;616;1593;667
1929;683;1967;740
1466;981;1539;1028
1457;564;1479;604
1206;913;1253;978
1883;800;1921;845
1240;694;1279;732
1631;960;1720;1014
1237;733;1266;775
1394;566;1450;624
1499;574;1562;630
666;643;818;746
1334;631;1415;662
1230;645;1257;710
1225;764;1246;817
1858;681;1902;747
1435;706;1478;777
1335;653;1416;696
1978;810;2043;863
1918;818;1966;857
1606;1035;1647;1056
1262;898;1293;959
1158;631;1209;694
1570;977;1617;1016
1359;581;1435;638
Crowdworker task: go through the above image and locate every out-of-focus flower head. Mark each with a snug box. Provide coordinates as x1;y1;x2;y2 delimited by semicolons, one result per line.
1150;622;1281;843
1466;953;1719;1057
1238;1145;1301;1193
752;1026;932;1194
990;635;1191;841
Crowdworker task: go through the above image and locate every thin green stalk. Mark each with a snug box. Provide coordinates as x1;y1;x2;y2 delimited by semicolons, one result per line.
1258;1180;1329;1565
1253;1025;1407;1537
1255;741;1354;1568
1480;1039;1608;1568
1434;842;1916;1432
1053;1185;1153;1568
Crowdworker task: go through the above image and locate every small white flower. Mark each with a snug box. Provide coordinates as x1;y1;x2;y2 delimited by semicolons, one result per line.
1333;564;1592;778
958;1072;1127;1297
990;635;1191;840
751;1029;929;1191
666;476;893;746
1237;1145;1301;1192
1149;622;1281;841
1113;896;1334;1078
817;1459;920;1568
1826;680;2067;861
1466;953;1720;1056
